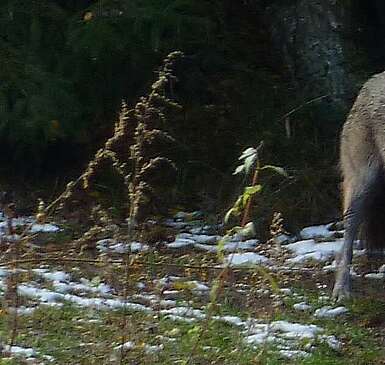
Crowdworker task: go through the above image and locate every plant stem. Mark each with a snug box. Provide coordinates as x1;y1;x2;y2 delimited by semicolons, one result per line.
241;160;260;227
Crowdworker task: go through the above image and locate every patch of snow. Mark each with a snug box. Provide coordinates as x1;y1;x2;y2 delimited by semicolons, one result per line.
323;260;337;272
97;239;148;253
30;223;60;233
321;335;342;350
293;302;312;311
189;227;204;235
365;272;385;279
113;341;135;351
270;321;322;339
17;282;154;313
160;307;206;320
193;243;217;253
188;281;210;292
113;341;163;354
0;234;21;242
273;234;291;245
323;261;359;277
165;314;197;323
18;285;64;302
245;333;272;345
163;220;187;229
74;279;112;295
137;282;146;290
286;239;343;263
314;306;348;318
189;234;220;244
224;252;270;267
109;242;130;253
8;306;37;315
279;288;292;296
223;240;259;252
166;238;195;249
35;270;70;282
3;345;37;358
144;344;164;354
96;239;116;251
41;302;64;308
279;350;310;359
216;315;245;327
300;224;335;239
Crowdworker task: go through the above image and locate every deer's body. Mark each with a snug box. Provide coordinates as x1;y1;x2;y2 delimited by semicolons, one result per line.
334;71;385;300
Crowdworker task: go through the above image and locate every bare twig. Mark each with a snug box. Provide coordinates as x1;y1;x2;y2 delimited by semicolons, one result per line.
279;94;330;122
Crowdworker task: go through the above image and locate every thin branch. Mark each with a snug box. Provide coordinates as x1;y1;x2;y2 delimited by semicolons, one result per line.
279;94;330;121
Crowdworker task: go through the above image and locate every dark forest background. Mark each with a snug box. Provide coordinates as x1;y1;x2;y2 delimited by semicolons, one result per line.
2;0;385;231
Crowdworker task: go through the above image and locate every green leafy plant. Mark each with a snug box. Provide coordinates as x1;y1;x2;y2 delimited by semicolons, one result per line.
225;141;288;228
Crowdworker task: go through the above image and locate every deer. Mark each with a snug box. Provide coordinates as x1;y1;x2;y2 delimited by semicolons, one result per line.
333;71;385;301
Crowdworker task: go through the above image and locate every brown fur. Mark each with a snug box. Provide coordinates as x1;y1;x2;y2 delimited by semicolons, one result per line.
340;71;385;253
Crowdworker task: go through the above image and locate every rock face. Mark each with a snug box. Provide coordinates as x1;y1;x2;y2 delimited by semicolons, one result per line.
264;0;368;106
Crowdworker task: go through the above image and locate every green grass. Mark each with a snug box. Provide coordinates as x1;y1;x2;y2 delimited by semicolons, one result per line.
0;293;383;365
1;251;385;365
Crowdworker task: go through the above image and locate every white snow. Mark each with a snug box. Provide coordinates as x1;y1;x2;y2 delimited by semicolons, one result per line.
224;252;270;267
270;321;322;339
243;319;335;357
314;306;348;318
165;314;197;323
0;213;350;361
8;306;37;315
279;288;292;295
193;239;258;253
245;332;272;345
163;219;187;229
113;341;163;354
286;239;343;263
113;341;135;351
34;270;70;282
177;233;220;244
0;215;60;234
322;335;342;350
189;281;210;292
7;262;342;360
18;285;64;302
3;345;37;358
365;273;385;279
293;302;312;311
166;238;195;249
160;306;206;320
129;241;149;252
30;223;60;233
53;280;112;295
214;315;245;327
273;234;291;245
279;350;311;359
300;224;335;239
144;344;164;354
96;238;115;251
193;243;217;253
97;239;149;253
